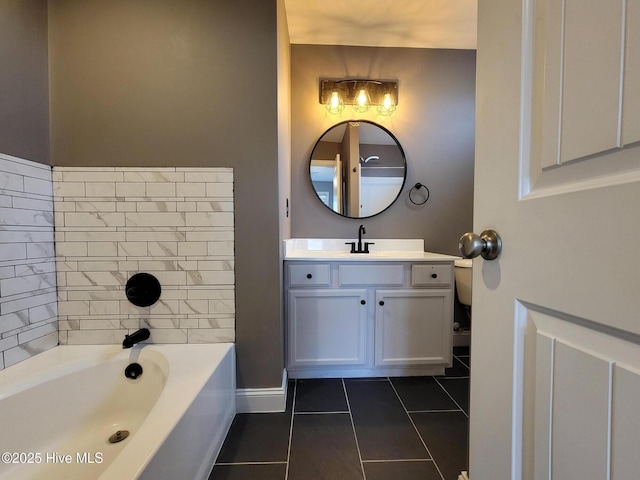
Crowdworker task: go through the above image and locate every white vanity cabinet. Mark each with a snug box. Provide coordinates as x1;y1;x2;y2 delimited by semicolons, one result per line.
285;259;455;378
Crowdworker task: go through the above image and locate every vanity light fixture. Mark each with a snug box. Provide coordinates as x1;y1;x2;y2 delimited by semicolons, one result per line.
320;79;398;116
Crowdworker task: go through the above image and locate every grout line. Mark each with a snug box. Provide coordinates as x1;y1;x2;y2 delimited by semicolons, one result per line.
362;458;436;463
407;409;463;414
342;378;367;480
216;461;288;466
453;354;471;370
294;410;350;415
284;380;297;480
342;377;389;381
433;377;469;419
388;377;446;480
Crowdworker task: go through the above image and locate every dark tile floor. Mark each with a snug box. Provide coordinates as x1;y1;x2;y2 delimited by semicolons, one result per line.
209;347;470;480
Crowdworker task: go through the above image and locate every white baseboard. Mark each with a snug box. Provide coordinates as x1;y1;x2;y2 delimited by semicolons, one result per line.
235;369;288;413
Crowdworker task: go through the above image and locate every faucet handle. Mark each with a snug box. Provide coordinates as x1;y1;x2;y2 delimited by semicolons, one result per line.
345;242;356;253
364;242;375;253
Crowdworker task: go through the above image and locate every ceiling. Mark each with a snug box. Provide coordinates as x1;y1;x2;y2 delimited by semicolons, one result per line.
284;0;477;50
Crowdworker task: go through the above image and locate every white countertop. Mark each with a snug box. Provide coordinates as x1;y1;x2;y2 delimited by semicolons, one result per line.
283;238;460;262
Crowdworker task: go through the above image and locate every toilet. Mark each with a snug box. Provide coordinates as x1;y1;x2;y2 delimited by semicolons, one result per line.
453;259;472;346
454;258;472;311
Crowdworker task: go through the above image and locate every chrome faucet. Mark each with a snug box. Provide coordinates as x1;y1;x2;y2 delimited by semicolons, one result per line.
346;224;374;254
123;328;150;349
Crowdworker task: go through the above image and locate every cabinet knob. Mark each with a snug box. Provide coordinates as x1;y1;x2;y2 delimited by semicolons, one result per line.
431;273;438;279
379;300;384;306
360;300;366;305
306;273;312;279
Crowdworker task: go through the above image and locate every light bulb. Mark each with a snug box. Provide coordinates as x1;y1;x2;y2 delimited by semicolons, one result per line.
330;91;341;109
377;93;397;116
325;90;344;115
356;89;368;106
353;88;370;113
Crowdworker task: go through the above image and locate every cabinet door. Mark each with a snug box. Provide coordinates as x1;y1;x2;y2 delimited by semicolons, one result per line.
375;289;453;367
288;289;367;368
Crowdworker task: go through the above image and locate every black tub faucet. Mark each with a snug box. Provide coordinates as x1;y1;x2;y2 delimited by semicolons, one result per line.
123;328;150;349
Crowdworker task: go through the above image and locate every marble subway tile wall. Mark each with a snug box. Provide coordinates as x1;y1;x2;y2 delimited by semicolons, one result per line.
0;154;58;370
53;167;235;345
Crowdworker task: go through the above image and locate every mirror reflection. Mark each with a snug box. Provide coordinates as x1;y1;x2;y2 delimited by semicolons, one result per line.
309;120;407;218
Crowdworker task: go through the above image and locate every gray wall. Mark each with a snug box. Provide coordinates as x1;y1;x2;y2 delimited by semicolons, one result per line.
0;0;49;164
291;45;475;256
48;0;284;389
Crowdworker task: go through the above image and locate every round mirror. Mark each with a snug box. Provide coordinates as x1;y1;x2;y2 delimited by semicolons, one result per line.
309;120;407;218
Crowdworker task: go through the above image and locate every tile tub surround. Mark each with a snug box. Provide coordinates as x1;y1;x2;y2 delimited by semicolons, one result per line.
0;154;58;370
53;167;235;346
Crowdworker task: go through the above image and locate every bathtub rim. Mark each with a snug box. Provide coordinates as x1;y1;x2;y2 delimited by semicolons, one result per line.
0;345;170;401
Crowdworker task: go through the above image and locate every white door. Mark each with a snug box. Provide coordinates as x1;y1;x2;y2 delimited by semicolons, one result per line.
470;0;640;479
333;153;342;213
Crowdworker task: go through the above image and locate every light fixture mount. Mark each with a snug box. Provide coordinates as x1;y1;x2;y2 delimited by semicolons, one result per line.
319;79;398;115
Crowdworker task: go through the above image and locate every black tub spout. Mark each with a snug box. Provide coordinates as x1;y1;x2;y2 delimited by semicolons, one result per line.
123;328;150;349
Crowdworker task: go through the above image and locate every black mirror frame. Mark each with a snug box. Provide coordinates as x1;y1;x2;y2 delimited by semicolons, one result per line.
309;119;407;219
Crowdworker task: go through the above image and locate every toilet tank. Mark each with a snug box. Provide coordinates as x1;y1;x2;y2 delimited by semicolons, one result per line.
454;259;472;307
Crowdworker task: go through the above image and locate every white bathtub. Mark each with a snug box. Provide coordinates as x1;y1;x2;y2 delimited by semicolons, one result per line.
0;343;235;480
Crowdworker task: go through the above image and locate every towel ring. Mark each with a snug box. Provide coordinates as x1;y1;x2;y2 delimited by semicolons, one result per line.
409;183;430;206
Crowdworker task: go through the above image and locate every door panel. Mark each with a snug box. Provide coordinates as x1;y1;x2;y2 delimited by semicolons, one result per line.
551;341;610;479
527;0;640;197
624;1;640;145
560;0;623;162
612;365;640;480
518;308;640;480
